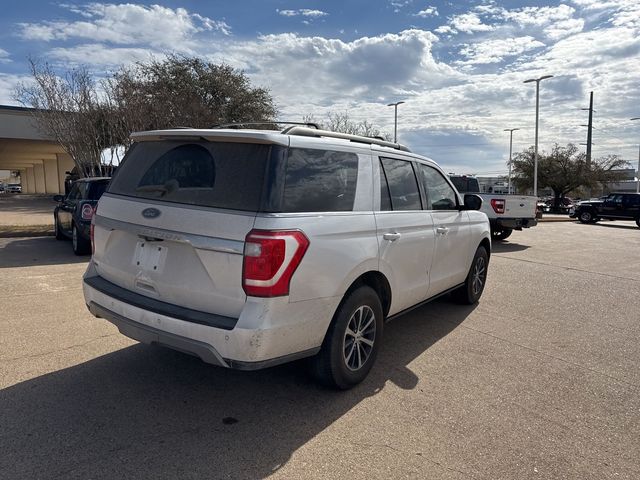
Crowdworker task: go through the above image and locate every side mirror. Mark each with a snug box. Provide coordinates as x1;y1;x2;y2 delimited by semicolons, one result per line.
463;194;483;211
53;194;64;203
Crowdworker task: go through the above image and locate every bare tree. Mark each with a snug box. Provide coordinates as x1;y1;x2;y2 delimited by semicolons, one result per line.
304;111;392;141
15;58;110;177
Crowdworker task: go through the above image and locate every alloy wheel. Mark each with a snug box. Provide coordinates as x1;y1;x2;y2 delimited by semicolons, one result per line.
343;305;376;371
472;256;486;296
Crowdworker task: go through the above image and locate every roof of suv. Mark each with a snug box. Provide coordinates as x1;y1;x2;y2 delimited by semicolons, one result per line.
131;127;410;151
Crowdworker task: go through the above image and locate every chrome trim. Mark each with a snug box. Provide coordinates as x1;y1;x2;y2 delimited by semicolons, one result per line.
94;215;244;255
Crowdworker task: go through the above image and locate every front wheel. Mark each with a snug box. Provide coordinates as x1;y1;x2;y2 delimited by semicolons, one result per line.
491;228;512;241
54;213;65;240
452;246;489;305
311;286;383;389
579;210;595;223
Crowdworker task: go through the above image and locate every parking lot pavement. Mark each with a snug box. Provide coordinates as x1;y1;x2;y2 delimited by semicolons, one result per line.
1;222;639;479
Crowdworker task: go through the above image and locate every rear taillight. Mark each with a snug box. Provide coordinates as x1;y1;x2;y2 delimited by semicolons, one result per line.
81;203;95;221
90;204;98;255
490;199;505;214
242;230;310;297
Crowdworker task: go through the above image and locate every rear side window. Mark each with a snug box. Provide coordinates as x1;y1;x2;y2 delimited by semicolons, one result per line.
108;141;270;211
379;157;422;210
282;148;358;212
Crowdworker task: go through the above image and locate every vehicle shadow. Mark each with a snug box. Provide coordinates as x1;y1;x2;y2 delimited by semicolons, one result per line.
491;242;530;253
589;222;639;231
0;236;89;268
0;299;476;479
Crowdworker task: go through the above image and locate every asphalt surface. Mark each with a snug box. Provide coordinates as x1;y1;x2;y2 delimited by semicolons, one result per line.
1;221;639;479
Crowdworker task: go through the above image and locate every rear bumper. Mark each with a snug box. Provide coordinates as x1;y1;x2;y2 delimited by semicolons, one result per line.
491;217;538;230
82;262;338;369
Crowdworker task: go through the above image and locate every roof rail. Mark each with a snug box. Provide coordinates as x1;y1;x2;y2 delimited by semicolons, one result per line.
211;121;320;130
284;126;411;152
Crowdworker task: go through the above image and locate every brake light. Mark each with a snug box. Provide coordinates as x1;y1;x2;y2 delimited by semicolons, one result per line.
81;203;95;221
242;230;310;297
90;204;98;255
491;199;506;214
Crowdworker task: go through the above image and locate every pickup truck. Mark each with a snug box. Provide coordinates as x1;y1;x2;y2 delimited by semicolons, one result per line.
449;175;538;240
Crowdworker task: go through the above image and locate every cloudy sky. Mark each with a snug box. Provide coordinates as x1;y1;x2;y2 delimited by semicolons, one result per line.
0;0;639;174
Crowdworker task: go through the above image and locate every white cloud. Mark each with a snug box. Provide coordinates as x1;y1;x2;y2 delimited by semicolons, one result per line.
501;4;576;27
434;25;454;34
19;3;230;52
48;44;158;68
543;18;585;40
0;48;10;63
415;6;438;18
458;36;545;65
0;73;28;104
277;9;328;18
450;13;495;34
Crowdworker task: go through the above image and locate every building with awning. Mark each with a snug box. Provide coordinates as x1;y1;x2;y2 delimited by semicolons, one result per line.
0;105;74;194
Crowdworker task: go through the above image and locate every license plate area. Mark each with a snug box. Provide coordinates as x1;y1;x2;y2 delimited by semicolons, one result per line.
133;241;168;273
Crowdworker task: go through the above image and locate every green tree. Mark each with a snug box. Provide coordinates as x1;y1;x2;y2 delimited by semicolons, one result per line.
511;143;628;208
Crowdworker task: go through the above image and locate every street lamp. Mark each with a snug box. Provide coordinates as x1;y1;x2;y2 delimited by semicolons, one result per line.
632;117;640;193
524;75;553;197
504;128;520;194
387;101;405;143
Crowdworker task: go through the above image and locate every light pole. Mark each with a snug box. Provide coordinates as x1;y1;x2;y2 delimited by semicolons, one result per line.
632;117;640;193
387;101;405;143
524;75;553;197
504;128;520;194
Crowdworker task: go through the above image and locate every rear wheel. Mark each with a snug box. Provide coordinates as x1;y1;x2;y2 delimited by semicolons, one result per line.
72;223;91;255
491;228;512;241
54;213;65;240
452;246;489;305
636;218;640;228
311;286;383;389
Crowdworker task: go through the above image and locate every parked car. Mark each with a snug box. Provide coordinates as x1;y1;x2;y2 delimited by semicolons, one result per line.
542;197;574;213
53;177;110;255
572;192;640;227
83;126;491;389
7;183;22;193
569;196;607;218
449;175;537;241
0;184;5;193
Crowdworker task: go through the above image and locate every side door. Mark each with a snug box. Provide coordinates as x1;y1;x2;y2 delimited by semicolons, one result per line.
623;194;640;219
374;156;435;316
600;194;624;218
417;163;472;296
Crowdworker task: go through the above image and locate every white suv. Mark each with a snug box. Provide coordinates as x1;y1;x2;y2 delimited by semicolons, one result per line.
83;126;490;388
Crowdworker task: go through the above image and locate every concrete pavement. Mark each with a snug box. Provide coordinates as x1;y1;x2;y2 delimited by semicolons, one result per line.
1;222;639;479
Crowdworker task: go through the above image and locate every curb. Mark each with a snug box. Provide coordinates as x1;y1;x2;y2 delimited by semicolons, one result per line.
0;225;54;238
538;216;576;223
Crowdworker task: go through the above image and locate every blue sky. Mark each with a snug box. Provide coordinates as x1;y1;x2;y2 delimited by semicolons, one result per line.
1;0;639;174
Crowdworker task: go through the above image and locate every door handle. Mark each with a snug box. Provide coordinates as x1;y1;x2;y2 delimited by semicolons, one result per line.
383;232;401;241
436;227;450;235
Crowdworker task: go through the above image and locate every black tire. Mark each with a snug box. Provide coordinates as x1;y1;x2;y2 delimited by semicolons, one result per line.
311;286;383;390
72;222;91;255
452;246;489;305
578;210;595;224
491;228;512;241
636;218;640;228
54;213;65;240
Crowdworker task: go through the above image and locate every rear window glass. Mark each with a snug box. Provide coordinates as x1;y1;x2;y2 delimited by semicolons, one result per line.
282;148;358;212
450;176;479;193
88;181;109;200
107;141;269;211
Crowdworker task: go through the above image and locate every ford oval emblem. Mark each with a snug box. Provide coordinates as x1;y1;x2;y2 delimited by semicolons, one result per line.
142;208;161;219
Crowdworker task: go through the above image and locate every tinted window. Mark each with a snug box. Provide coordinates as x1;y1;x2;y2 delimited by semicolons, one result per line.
282;148;358;212
89;181;109;200
379;160;392;211
420;165;458;210
66;183;83;202
380;157;422;210
108;141;270;211
449;176;479;193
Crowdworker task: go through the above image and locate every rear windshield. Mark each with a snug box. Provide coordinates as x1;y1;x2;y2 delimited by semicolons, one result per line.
449;176;479;193
107;141;270;211
88;181;109;200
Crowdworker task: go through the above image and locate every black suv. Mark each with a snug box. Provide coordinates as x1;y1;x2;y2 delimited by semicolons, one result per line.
574;192;640;228
53;177;110;254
